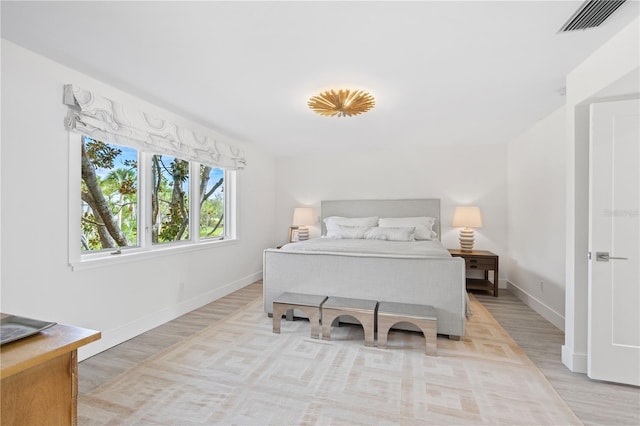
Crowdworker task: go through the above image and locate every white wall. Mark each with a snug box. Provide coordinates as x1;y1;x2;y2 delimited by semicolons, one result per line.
563;17;639;373
275;144;509;285
0;40;277;359
507;107;566;330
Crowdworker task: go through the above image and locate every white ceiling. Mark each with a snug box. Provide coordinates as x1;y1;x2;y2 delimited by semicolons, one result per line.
2;1;639;157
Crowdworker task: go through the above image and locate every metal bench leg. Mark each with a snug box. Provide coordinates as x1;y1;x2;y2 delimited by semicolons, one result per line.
419;322;438;355
308;309;321;339
322;312;339;341
377;321;391;349
272;303;289;334
357;313;375;347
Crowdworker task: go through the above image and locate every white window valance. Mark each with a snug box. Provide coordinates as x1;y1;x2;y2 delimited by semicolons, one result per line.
63;84;246;170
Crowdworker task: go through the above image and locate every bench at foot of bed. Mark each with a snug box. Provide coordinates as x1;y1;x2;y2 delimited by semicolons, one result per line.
321;296;378;347
272;292;327;339
377;301;438;355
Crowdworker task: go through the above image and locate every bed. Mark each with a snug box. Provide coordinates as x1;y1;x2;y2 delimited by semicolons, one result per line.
262;199;467;338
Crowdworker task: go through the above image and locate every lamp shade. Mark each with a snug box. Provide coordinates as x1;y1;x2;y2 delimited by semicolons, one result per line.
292;207;315;226
452;206;483;228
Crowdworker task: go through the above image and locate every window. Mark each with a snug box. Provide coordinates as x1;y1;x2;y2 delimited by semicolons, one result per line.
151;154;190;244
75;135;234;265
199;165;225;240
65;85;243;269
81;137;138;252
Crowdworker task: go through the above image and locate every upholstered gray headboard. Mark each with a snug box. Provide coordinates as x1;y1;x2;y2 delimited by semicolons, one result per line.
321;199;441;239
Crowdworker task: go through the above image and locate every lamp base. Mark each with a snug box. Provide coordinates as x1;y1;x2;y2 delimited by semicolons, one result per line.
289;226;309;242
298;226;309;241
459;228;475;252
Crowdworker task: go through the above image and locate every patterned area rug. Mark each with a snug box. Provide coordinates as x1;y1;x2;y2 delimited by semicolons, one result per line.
79;296;581;425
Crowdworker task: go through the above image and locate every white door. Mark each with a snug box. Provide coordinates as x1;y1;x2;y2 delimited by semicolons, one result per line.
588;98;640;386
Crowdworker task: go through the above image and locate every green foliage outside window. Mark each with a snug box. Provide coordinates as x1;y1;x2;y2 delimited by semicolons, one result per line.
152;155;190;244
81;138;137;251
81;137;225;252
199;165;224;239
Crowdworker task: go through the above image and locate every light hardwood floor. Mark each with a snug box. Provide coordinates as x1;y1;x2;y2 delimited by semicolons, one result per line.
473;289;639;426
79;282;639;425
78;282;264;395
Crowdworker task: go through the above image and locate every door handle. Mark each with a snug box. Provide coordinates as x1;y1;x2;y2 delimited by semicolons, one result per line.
595;252;628;262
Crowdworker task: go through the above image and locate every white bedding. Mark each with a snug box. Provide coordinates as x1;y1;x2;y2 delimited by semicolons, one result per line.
279;238;452;258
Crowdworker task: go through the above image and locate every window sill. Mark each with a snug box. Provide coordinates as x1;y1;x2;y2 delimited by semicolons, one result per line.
69;238;239;272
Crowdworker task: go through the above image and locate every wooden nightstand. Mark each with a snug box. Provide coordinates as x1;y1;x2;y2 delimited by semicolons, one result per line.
448;249;499;297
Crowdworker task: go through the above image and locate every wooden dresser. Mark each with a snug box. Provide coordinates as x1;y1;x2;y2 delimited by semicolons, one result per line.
1;318;100;426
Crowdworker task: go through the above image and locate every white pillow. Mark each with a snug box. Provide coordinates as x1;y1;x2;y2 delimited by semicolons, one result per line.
364;226;415;241
326;225;371;239
323;216;378;235
378;217;437;240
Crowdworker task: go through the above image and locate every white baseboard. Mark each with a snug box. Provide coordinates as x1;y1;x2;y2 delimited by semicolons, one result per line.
78;271;262;361
506;281;565;331
562;344;588;373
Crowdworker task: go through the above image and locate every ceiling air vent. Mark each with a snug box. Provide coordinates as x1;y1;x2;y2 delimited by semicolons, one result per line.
559;0;626;32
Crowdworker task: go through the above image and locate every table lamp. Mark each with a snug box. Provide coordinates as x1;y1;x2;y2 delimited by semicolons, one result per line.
290;207;315;242
452;206;483;252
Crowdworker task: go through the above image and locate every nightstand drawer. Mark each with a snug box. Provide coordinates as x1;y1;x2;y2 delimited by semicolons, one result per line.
464;257;496;269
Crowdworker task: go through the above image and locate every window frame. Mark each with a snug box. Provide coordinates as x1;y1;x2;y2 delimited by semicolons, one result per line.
69;133;238;271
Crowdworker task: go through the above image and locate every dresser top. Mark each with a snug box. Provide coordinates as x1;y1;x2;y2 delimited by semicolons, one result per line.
1;318;100;379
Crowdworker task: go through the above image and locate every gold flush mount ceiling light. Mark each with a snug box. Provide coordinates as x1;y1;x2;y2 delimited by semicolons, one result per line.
308;89;375;117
